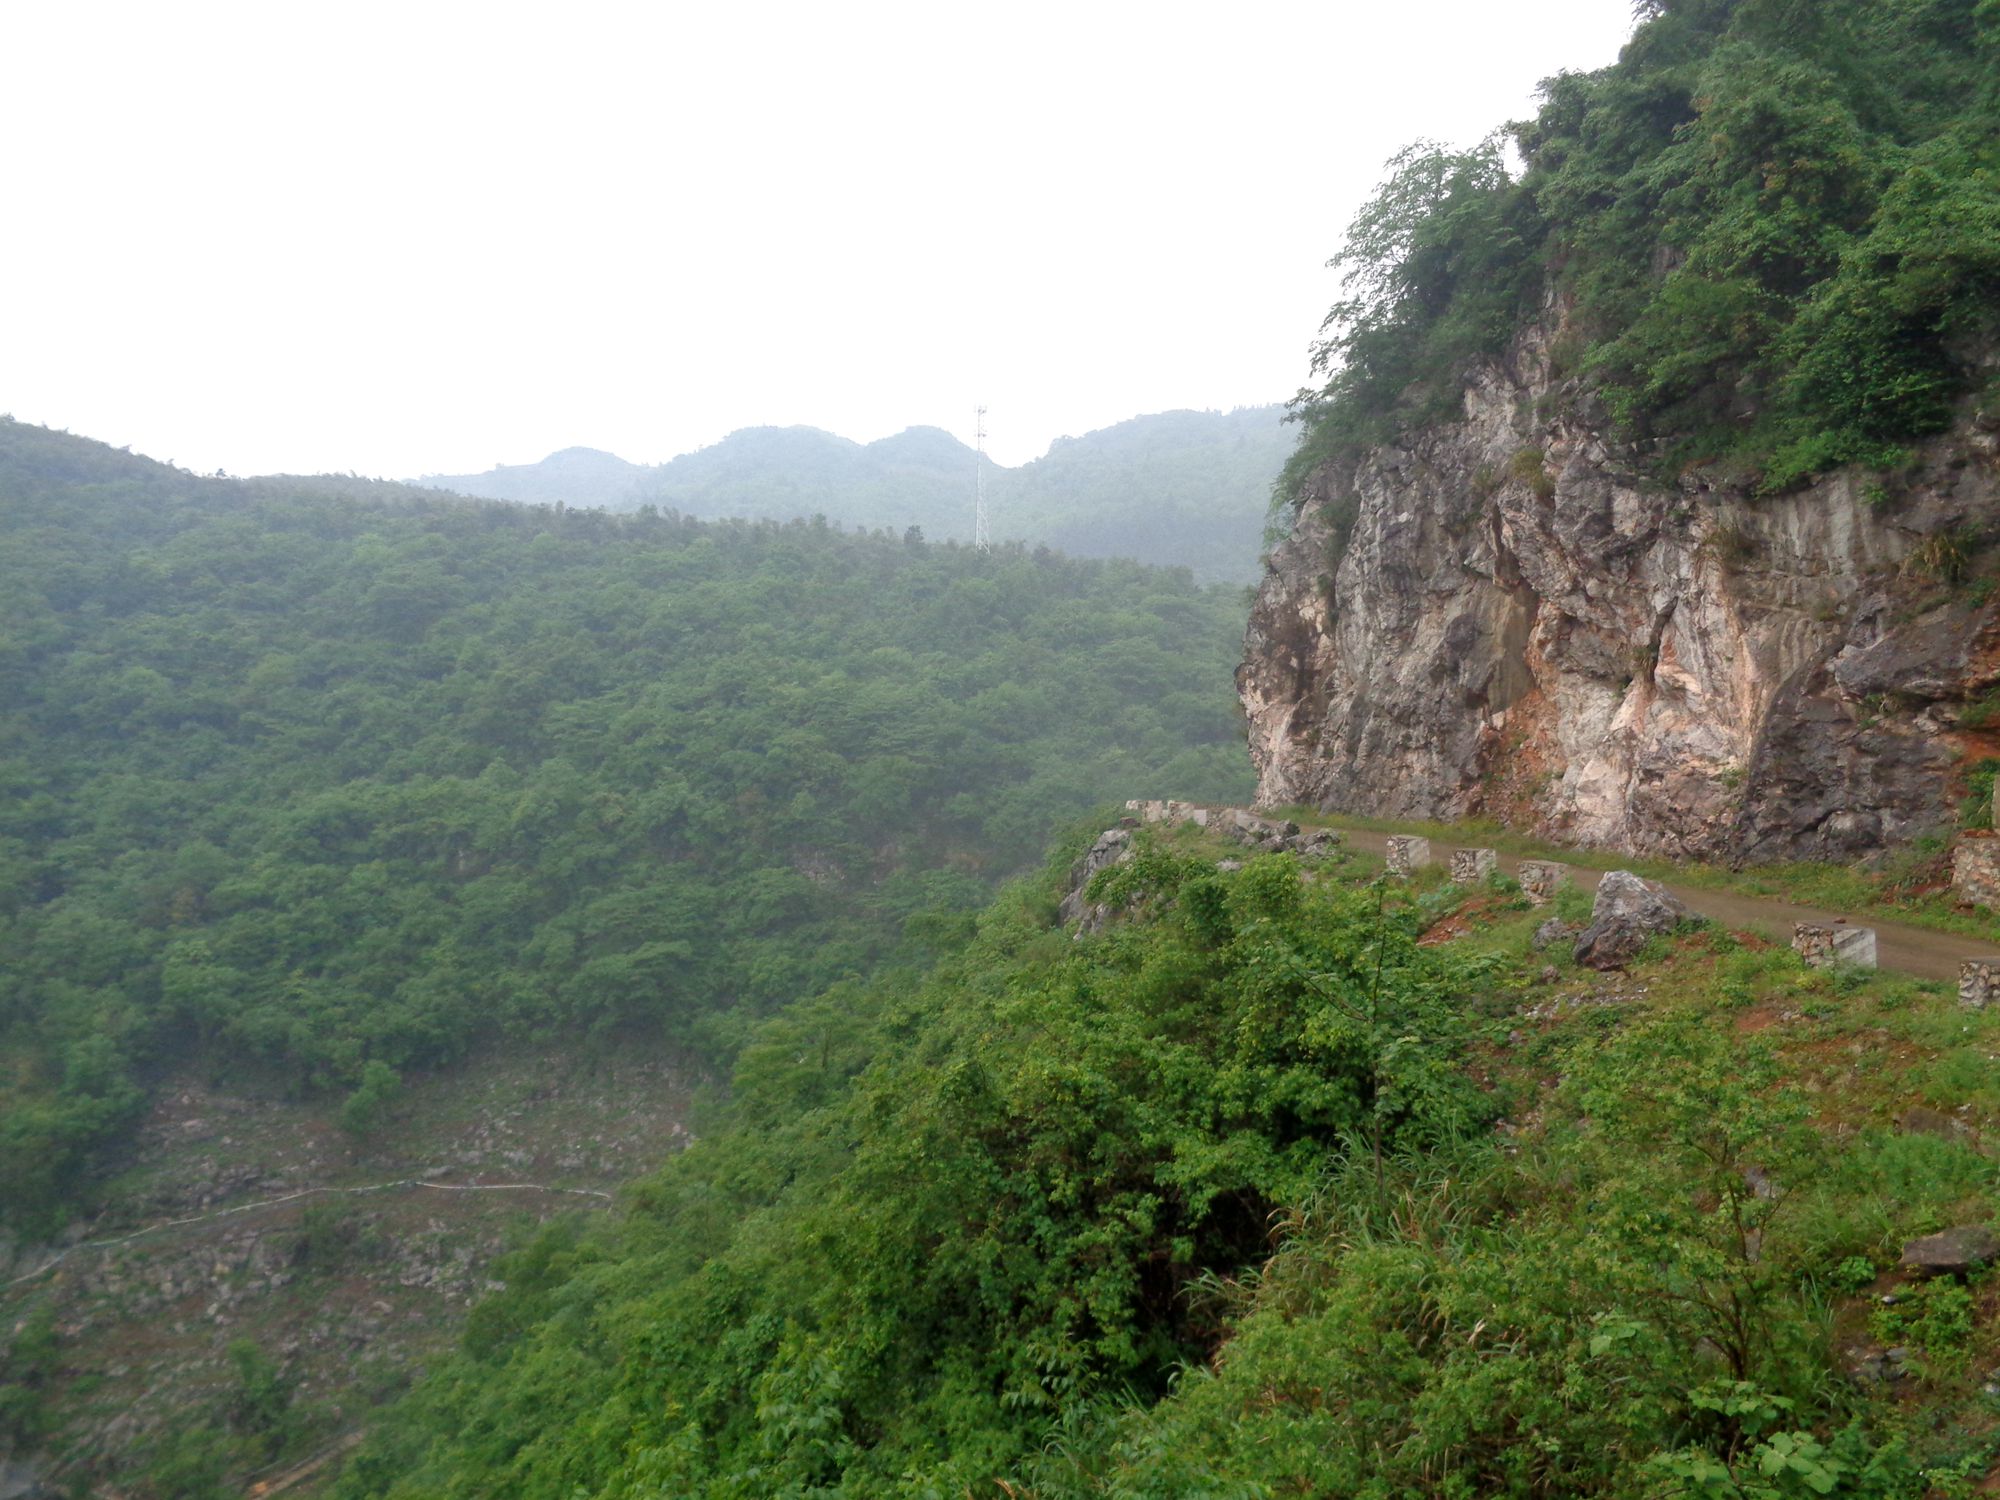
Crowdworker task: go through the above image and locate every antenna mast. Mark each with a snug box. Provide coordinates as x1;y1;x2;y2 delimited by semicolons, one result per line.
974;405;991;552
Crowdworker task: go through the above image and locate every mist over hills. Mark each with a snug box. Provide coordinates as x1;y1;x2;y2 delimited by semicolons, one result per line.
417;405;1291;583
427;444;652;506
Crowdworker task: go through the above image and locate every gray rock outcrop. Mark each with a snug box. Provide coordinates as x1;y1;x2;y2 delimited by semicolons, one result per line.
1227;809;1300;847
1900;1225;2000;1276
1059;828;1134;932
1573;871;1691;970
1532;918;1577;951
1124;801;1341;858
1240;310;2000;865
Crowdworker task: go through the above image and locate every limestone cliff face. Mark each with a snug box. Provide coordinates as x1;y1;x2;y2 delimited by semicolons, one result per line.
1241;317;2000;863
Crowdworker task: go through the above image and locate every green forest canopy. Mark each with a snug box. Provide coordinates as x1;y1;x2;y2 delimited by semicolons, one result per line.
0;418;1251;1230
1286;0;2000;497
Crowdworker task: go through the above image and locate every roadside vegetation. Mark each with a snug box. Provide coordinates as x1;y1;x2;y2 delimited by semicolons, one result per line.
330;816;2000;1497
1267;805;2000;944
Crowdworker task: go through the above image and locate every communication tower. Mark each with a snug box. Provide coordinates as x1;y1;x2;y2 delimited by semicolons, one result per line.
974;405;991;552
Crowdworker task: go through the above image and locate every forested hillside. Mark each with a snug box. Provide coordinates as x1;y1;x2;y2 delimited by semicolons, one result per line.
637;425;978;537
1285;0;2000;497
333;819;1997;1499
999;407;1291;577
17;4;2000;1494
0;418;1251;1233
421;427;958;519
420;406;1291;583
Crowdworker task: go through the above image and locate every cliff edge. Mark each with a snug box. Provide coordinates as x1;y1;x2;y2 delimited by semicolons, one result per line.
1241;315;2000;863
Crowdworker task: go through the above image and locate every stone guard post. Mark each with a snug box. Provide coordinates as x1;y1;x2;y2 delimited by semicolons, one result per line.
1384;835;1431;877
1517;860;1566;906
1791;922;1878;970
1954;837;2000;908
1450;848;1497;883
1963;959;2000;1009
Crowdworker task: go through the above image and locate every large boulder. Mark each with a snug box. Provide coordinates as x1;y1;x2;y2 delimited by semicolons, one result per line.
1900;1225;2000;1277
1574;871;1692;970
1294;828;1343;858
1227;808;1298;847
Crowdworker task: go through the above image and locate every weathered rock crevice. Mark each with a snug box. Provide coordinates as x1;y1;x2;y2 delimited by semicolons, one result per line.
1242;316;2000;864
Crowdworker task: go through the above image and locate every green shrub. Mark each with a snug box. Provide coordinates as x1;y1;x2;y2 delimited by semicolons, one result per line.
1910;529;1976;586
1959;758;2000;830
1507;446;1557;501
1829;1254;1878;1294
0;1310;57;1449
1553;882;1594;923
1871;1279;1977;1377
338;1060;402;1141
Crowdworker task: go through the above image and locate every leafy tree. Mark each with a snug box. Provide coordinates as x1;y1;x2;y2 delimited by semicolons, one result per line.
1286;0;2000;499
338;1059;403;1141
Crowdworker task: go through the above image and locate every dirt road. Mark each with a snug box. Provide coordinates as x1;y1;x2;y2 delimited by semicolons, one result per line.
1315;822;1987;985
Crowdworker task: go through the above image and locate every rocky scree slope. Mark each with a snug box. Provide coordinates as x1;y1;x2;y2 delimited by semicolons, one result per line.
1241;313;2000;864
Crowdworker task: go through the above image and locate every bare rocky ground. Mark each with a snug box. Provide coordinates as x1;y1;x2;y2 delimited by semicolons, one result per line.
0;1045;697;1496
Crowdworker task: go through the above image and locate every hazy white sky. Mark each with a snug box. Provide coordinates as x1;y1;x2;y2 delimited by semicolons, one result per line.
3;2;1635;477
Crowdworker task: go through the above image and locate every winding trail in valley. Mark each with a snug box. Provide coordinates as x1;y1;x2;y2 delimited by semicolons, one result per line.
1306;819;1986;984
3;1177;615;1292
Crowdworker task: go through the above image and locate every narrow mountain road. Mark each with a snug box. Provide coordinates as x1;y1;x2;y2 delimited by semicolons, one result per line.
1312;820;1986;983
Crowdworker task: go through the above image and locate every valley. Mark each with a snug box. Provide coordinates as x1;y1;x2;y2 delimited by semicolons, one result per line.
5;1048;693;1495
7;0;2000;1494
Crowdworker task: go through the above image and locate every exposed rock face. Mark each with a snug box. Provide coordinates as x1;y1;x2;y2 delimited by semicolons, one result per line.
1574;871;1691;971
1059;827;1134;932
1240;315;2000;863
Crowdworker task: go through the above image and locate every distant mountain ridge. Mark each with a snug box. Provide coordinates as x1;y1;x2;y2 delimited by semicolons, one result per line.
416;406;1292;583
434;445;651;506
